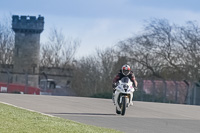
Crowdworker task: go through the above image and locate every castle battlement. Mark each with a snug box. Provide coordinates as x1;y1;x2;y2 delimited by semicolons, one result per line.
12;15;44;33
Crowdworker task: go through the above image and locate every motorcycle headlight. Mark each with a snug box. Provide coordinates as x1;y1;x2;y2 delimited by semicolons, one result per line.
123;85;128;89
123;85;129;92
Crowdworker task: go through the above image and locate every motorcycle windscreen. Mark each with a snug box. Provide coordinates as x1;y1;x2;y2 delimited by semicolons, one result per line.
121;77;129;83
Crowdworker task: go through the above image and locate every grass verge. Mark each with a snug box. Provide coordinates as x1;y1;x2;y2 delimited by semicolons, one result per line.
0;103;121;133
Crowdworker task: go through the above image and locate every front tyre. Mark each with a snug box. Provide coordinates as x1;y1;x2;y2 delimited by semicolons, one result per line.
121;97;127;115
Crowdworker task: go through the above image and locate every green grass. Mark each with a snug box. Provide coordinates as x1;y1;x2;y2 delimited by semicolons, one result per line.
0;103;121;133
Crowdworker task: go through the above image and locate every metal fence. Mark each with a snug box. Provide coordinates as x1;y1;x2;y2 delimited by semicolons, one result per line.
134;79;200;105
0;69;75;96
1;69;200;105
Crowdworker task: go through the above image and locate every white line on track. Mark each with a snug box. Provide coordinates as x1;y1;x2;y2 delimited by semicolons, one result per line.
0;101;55;118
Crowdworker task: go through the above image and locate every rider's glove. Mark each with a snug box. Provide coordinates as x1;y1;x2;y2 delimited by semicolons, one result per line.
112;83;116;88
134;87;138;91
112;82;118;88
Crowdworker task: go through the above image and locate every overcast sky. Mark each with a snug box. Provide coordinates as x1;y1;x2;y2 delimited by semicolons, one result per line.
1;0;200;58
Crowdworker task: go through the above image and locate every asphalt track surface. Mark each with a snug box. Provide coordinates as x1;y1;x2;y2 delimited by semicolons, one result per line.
0;93;200;133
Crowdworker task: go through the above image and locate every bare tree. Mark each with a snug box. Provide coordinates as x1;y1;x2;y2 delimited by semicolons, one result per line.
71;55;101;96
96;48;116;91
40;27;80;68
175;21;200;81
0;16;14;65
71;47;119;97
118;19;190;80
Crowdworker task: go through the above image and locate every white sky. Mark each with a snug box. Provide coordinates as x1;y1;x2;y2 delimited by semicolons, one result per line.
1;0;200;58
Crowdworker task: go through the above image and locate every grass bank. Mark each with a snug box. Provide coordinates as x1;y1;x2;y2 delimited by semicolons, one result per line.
0;103;121;133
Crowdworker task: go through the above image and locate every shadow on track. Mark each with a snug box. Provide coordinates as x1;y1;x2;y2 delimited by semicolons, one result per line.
47;112;116;116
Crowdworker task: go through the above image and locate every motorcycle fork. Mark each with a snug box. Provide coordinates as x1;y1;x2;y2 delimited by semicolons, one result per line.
119;95;130;103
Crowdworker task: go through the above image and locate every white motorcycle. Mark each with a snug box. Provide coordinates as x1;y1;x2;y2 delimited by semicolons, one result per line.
114;77;135;115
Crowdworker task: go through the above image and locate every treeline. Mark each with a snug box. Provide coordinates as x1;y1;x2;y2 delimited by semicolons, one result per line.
71;19;200;97
1;17;200;98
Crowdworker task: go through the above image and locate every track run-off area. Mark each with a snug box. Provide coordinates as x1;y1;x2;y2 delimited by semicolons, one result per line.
0;93;200;133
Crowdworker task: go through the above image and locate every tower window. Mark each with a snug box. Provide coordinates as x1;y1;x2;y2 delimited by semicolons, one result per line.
32;64;37;74
16;48;19;56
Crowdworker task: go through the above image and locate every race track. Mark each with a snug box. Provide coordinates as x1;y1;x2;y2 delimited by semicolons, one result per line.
0;93;200;133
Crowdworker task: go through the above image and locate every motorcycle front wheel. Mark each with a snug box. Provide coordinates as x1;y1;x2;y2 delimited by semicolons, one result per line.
121;97;127;115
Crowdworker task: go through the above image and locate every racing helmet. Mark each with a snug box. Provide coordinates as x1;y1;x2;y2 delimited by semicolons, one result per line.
121;64;131;76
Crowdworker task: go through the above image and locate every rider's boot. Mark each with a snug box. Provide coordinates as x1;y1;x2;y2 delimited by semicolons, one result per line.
130;101;133;106
112;93;115;105
130;93;133;106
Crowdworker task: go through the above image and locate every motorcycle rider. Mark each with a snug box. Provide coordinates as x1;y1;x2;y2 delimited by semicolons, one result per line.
112;64;138;105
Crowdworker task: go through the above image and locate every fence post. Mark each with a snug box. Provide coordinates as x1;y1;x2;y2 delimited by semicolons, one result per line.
5;69;10;90
24;71;28;94
42;72;48;92
174;81;178;103
187;85;191;105
140;79;144;101
183;80;190;105
151;79;155;102
163;80;167;103
193;86;196;105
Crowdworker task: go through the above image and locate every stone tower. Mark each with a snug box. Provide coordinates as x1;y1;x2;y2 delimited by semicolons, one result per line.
12;15;44;87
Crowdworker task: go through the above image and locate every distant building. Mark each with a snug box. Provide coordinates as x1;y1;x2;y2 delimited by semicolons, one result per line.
12;15;44;87
0;15;74;96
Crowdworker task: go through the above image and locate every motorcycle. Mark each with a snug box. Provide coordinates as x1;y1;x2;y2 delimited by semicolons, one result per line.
114;77;135;115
